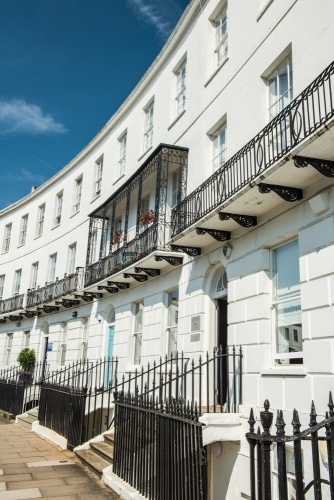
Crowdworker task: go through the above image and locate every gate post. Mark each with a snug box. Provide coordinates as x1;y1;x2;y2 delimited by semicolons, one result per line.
260;400;273;500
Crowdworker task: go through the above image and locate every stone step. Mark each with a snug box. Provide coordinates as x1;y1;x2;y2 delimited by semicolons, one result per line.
103;431;115;446
27;407;39;418
90;441;113;464
75;448;110;478
16;414;36;430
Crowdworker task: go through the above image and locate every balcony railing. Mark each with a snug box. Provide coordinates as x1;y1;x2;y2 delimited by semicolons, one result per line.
171;60;334;236
27;268;85;308
86;223;160;285
0;294;25;315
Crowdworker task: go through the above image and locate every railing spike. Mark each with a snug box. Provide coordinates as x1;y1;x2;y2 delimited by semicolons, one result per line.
328;391;334;417
248;408;256;433
292;408;301;434
276;410;286;436
310;400;317;427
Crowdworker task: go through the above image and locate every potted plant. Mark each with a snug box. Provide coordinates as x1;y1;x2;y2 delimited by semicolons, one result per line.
112;229;123;245
17;348;36;383
139;209;155;226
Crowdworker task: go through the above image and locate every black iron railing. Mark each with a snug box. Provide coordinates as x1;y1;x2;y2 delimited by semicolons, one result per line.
27;268;85;308
246;394;334;500
0;361;48;416
85;224;159;286
171;60;334;236
0;294;25;315
38;347;242;449
113;392;207;500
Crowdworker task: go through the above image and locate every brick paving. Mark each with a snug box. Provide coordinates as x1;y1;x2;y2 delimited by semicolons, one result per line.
0;420;119;499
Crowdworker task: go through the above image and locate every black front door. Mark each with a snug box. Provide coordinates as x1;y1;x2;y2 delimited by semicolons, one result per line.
217;298;228;406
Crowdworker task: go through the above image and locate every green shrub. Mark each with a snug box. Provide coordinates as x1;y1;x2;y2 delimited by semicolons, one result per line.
17;348;36;372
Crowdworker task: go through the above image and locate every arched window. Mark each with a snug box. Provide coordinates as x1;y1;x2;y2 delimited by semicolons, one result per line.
216;270;228;295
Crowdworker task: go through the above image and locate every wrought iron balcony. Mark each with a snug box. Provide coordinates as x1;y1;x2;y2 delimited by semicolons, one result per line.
0;294;25;315
171;60;334;237
86;222;163;285
26;268;85;308
85;144;188;288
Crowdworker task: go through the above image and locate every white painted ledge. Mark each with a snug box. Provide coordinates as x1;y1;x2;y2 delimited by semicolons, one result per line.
103;465;146;500
32;421;67;449
199;413;242;445
261;366;307;376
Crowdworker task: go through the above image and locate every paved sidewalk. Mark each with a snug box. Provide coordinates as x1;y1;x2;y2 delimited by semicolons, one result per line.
0;420;119;499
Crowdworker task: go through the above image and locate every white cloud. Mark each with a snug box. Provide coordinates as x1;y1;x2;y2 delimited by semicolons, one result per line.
127;0;171;39
0;99;67;135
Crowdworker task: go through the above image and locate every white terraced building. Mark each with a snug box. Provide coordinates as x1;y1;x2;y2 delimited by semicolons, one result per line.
1;0;334;497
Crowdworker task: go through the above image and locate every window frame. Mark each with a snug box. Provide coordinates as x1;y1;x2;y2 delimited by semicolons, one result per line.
5;333;13;366
67;243;77;274
133;301;144;366
144;101;154;152
268;56;293;119
0;274;5;300
174;59;187;116
212;123;227;171
30;262;39;290
48;253;57;283
272;239;302;365
13;269;22;296
94;157;103;198
36;204;45;237
3;223;12;253
73;176;83;214
214;5;228;68
19;214;28;246
118;132;127;179
166;289;179;357
54;191;63;226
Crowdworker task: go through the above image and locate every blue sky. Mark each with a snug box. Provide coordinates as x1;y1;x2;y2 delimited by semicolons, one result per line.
0;0;189;210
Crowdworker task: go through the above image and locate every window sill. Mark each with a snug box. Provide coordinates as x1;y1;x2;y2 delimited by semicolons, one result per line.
204;57;229;88
168;109;186;130
138;146;153;163
17;243;25;249
34;234;42;240
51;223;60;230
261;366;306;376
112;173;125;186
257;0;275;21
70;210;80;219
91;193;101;203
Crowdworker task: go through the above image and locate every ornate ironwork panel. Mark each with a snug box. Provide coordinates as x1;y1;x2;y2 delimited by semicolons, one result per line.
134;267;160;277
258;182;303;202
107;282;130;290
155;255;183;266
294;155;334;177
170;244;201;256
196;228;231;241
219;212;257;227
123;273;148;282
97;286;119;294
